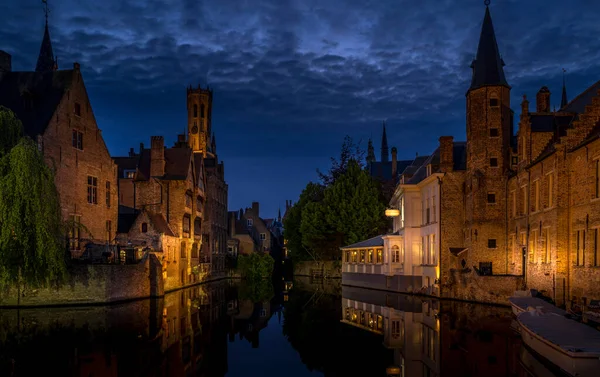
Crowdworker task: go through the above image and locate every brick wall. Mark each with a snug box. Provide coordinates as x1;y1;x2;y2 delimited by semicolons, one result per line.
41;67;118;252
443;269;523;305
0;253;163;307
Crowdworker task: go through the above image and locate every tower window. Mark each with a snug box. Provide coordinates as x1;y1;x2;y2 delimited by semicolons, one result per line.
487;193;496;204
488;239;497;249
489;98;499;107
490;157;498;167
193;104;198;118
512;156;518;165
200;104;205;118
489;128;499;137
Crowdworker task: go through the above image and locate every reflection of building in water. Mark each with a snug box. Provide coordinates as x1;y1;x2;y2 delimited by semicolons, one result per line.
340;287;522;377
230;299;272;348
341;292;440;377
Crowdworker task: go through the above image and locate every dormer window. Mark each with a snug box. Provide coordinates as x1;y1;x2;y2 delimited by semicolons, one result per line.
247;218;253;227
123;169;135;179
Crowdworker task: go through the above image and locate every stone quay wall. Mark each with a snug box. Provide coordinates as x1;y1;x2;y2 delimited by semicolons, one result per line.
0;254;164;307
293;261;342;278
442;269;524;305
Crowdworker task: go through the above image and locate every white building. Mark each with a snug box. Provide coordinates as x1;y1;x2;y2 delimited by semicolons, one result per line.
341;140;466;296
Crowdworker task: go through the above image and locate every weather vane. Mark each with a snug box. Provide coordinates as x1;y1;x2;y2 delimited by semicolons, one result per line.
42;0;50;24
484;0;491;6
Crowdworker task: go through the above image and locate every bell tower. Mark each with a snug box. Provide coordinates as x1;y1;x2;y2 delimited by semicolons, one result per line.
465;1;513;273
187;85;213;157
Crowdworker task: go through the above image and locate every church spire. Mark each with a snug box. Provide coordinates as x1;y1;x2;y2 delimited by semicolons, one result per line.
561;68;568;109
366;138;375;164
36;0;57;73
381;121;389;163
468;1;509;93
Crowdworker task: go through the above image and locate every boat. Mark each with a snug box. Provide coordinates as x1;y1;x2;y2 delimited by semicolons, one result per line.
519;343;571;377
509;296;566;316
517;309;600;377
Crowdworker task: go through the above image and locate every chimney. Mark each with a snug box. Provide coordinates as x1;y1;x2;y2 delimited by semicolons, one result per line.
150;136;165;177
251;202;259;218
439;136;454;172
177;134;185;143
73;62;80;71
128;147;135;157
139;142;144;154
536;86;551;113
391;147;398;179
229;212;236;238
521;95;530;118
0;51;11;73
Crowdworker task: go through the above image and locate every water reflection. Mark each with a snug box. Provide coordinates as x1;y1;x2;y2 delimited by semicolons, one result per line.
0;278;563;376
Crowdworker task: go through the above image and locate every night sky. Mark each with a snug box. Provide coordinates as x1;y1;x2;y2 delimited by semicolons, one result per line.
2;0;600;219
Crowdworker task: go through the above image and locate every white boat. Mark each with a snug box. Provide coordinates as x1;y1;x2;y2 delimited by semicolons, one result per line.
517;310;600;377
509;296;566;316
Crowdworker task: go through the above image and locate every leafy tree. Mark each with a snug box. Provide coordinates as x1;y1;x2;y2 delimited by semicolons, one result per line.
317;135;365;187
0;108;67;292
282;182;324;262
237;253;274;280
322;160;387;246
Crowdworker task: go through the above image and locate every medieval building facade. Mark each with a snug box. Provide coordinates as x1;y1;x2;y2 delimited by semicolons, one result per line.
0;16;118;257
343;3;600;307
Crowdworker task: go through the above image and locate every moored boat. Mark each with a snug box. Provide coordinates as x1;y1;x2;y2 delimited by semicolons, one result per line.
509;296;566;316
517;310;600;377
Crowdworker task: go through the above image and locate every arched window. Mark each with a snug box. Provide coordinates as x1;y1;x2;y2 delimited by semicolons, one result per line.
200;104;205;118
141;222;148;233
391;245;401;263
193;104;198;117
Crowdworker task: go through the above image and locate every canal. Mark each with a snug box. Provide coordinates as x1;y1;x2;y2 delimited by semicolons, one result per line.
0;277;557;376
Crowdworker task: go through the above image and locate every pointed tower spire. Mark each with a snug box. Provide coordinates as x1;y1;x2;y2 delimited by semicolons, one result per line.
36;0;57;73
468;1;509;93
278;207;281;221
561;68;568;109
366;138;376;164
380;121;389;163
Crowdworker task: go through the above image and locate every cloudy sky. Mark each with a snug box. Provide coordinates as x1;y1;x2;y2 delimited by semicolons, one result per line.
2;0;600;218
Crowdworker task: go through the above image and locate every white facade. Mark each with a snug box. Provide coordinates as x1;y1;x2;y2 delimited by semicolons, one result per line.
387;171;442;294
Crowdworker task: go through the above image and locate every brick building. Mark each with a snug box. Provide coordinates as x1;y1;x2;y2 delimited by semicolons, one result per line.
0;18;117;257
344;3;600;306
114;135;207;290
227;202;278;256
186;85;229;274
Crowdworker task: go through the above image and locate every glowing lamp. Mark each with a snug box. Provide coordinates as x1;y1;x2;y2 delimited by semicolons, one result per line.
386;366;402;376
385;209;400;217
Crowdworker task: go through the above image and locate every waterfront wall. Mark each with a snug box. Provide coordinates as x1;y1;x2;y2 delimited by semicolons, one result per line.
293;261;341;278
342;272;423;294
0;254;164;307
442;269;524;305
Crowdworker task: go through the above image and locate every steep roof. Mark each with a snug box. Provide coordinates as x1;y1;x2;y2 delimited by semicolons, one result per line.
0;69;73;138
559;79;600;113
529;114;574;133
135;147;194;181
403;142;466;185
468;6;509;93
368;160;412;181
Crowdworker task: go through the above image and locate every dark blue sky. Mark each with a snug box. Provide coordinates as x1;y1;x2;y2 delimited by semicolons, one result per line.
2;0;600;219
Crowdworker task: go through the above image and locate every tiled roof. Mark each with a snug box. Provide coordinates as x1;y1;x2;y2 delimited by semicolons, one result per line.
340;235;384;250
0;69;74;138
529;114;574;133
149;212;175;237
560;79;600;113
406;151;439;184
136;147;193;181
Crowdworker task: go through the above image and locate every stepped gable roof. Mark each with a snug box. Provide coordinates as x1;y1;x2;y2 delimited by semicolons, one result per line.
0;69;74;138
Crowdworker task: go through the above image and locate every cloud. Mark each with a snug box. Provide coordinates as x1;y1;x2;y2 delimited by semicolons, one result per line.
2;0;600;217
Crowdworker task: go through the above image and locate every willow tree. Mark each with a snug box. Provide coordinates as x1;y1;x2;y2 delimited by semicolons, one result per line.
0;108;67;292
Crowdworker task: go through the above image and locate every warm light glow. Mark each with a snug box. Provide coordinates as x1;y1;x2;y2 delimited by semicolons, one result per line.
385;209;400;217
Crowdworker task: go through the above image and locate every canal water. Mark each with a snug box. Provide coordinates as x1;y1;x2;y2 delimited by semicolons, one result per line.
0;277;559;376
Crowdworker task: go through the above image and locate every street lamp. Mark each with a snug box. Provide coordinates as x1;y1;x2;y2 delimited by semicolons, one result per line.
385;208;400;217
386;366;402;376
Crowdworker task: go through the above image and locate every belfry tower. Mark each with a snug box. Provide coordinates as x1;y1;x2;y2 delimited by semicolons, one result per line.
187;85;213;157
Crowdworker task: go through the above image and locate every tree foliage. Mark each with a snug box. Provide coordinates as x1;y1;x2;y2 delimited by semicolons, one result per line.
237;253;275;280
0;108;67;291
317;135;365;187
285;141;387;261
